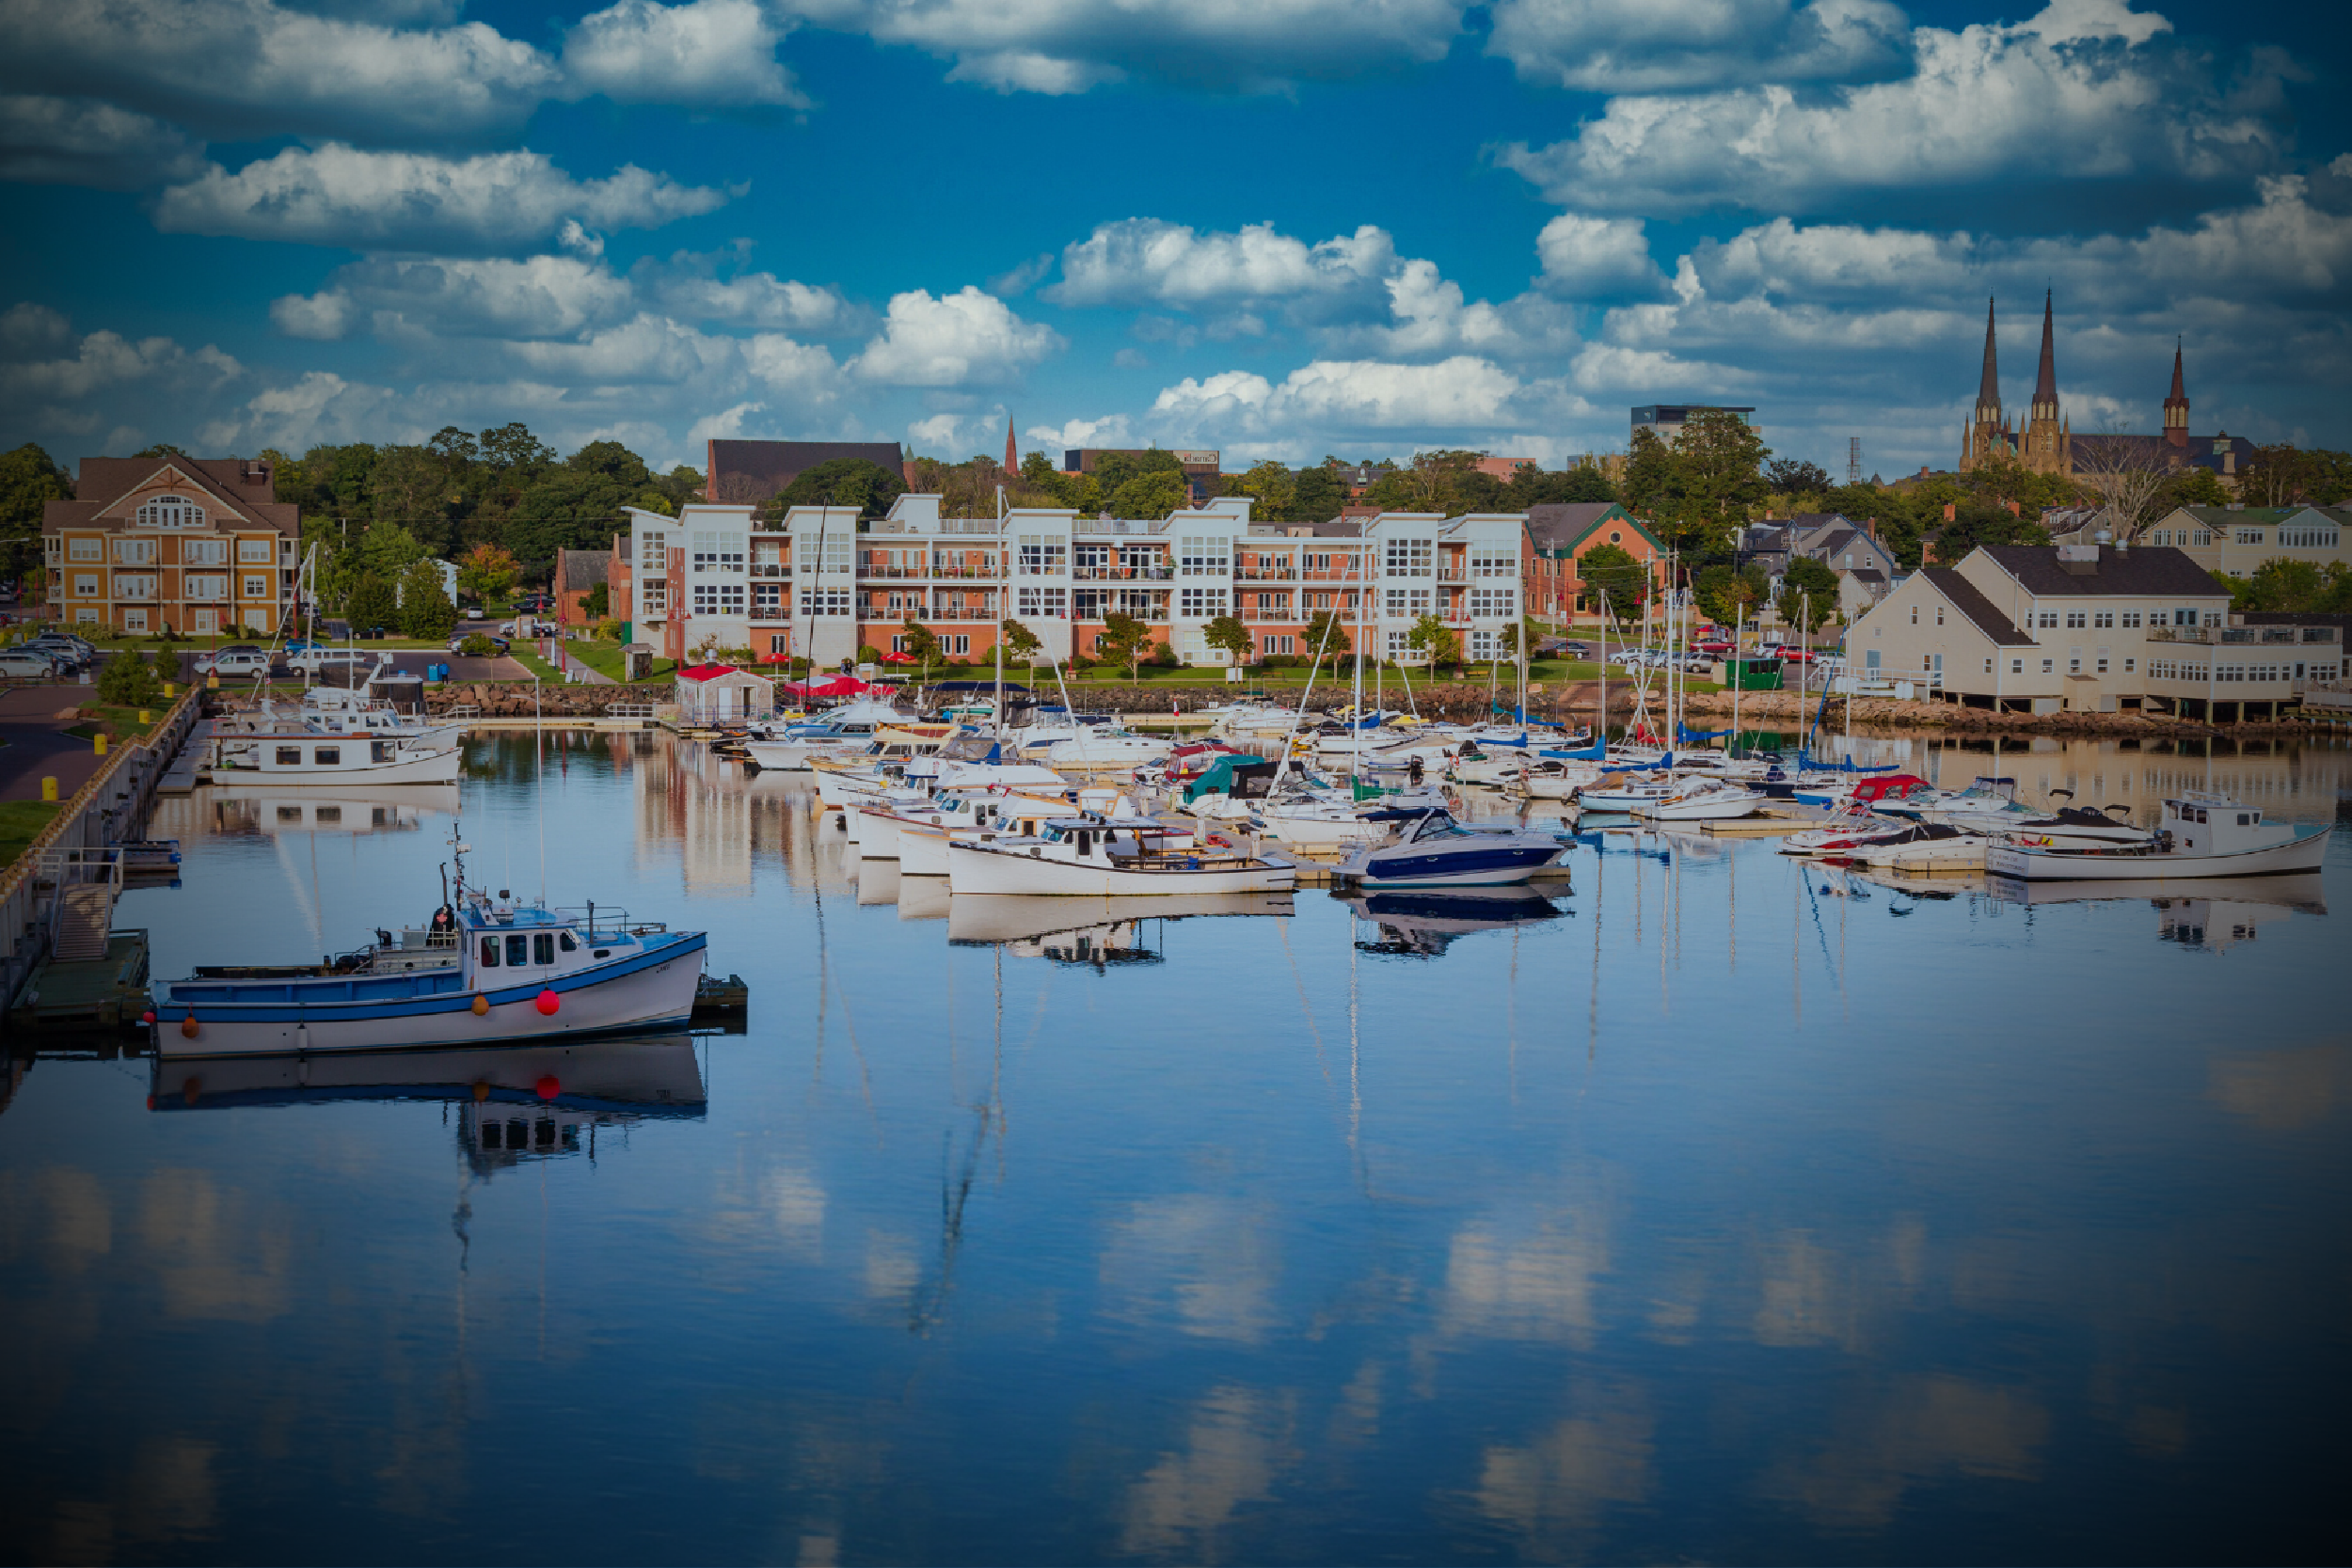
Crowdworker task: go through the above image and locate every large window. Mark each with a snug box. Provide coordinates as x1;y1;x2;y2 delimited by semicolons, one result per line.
640;531;669;573
1178;536;1229;576
1383;587;1431;618
641;580;668;613
183;538;226;565
73;574;99;597
237;538;275;562
752;583;784;615
2282;524;2340;547
114;575;156;600
1178;587;1227;618
1384;539;1432;576
242;576;270;599
799;589;851;617
68;537;102;562
1469;586;1515;619
691;531;745;573
1017;535;1066;574
1470;550;1516;578
112;537;156;563
691;583;745;614
136;496;205;528
1017;586;1068;618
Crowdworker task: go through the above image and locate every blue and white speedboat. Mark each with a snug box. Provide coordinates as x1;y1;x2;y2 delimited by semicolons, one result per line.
1331;807;1566;889
156;828;706;1058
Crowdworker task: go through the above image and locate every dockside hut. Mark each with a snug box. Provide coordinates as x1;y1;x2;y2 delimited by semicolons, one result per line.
675;663;775;724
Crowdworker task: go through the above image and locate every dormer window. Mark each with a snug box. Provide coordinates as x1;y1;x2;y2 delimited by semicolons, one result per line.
136;495;206;528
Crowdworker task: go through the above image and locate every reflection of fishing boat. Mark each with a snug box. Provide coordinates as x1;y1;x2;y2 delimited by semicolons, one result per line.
1342;885;1565;956
150;1035;706;1117
1986;868;2328;912
946;891;1294;946
946;819;1295;895
206;784;462;833
1985;793;2329;881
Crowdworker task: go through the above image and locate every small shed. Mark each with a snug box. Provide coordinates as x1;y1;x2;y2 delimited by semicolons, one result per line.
675;663;775;724
622;641;659;681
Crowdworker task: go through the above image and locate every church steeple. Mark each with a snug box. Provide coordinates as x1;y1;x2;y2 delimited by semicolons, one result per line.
2163;339;2189;447
1961;296;2012;473
1004;413;1018;475
2021;289;2070;476
1976;296;2002;420
2032;290;2058;410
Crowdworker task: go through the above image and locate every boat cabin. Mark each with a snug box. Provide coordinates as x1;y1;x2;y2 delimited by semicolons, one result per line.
2161;794;2296;855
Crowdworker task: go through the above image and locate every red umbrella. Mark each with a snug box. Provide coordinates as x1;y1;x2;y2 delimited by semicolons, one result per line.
882;651;917;664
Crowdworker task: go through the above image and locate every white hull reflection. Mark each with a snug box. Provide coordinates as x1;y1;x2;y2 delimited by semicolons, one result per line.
150;1034;707;1115
945;891;1295;947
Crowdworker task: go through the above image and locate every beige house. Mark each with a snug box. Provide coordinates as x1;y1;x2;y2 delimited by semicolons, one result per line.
41;455;298;636
2142;505;2348;578
1848;544;2250;715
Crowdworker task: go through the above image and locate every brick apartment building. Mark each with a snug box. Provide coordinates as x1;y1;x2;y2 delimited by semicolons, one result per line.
41;454;298;636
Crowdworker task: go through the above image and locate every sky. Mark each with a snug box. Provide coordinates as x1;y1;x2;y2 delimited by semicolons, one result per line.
3;0;2349;482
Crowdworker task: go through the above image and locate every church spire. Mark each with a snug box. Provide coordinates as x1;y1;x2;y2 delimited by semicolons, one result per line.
2164;337;2190;447
2033;290;2058;404
1976;296;2001;416
1004;414;1018;475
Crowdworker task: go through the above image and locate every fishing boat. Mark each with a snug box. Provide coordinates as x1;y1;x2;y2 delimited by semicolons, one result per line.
154;828;706;1057
1984;792;2330;881
946;816;1295;895
206;727;464;785
215;680;464;749
1329;806;1566;889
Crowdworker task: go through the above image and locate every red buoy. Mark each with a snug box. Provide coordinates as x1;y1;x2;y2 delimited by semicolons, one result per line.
141;1010;156;1025
534;1075;560;1101
535;989;561;1017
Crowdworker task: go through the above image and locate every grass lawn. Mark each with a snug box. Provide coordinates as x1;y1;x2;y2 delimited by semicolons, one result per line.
61;705;165;744
508;647;564;682
564;641;675;683
0;800;65;867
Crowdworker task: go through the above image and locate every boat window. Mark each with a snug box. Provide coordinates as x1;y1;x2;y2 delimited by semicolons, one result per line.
505;934;529;967
533;933;554;964
482;1122;501;1148
373;741;394;763
559;932;577;952
480;937;500;967
277;805;302;822
313;747;340;766
2238;813;2251;825
276;747;300;766
594;949;611;959
505;1117;526;1148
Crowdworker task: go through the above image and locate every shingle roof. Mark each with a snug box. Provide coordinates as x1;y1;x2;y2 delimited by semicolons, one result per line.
1524;503;1657;554
1920;568;2036;646
1979;544;2228;598
557;549;610;589
1848;567;1886;584
46;455;297;533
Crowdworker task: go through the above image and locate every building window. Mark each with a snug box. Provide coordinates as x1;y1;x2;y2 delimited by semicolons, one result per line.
2124;657;2135;673
1383;588;1431;618
799;589;851;617
242;576;269;599
114;575;156;600
2175;609;2198;626
752;583;784;615
2038;611;2058;628
1383;539;1432;576
2096;657;2108;673
2042;658;2053;673
69;537;102;562
946;634;970;656
75;608;101;625
1019;535;1068;574
2093;610;2113;628
2011;658;2024;673
1386;630;1409;656
1469;586;1515;619
692;583;745;614
1607;531;1622;545
1177;587;1226;617
640;532;668;572
1017;586;1068;618
2281;526;2340;547
112;537;157;564
1176;536;1228;576
1470;628;1500;659
2122;610;2140;628
641;581;668;613
691;531;744;573
1936;607;1945;626
123;610;147;633
192;609;216;634
136;496;207;528
184;538;226;565
2065;611;2086;628
2192;530;2213;546
1262;634;1295;655
1470;551;1515;578
73;573;99;596
1984;657;1994;673
1910;606;1917;624
237;538;274;563
2234;530;2265;545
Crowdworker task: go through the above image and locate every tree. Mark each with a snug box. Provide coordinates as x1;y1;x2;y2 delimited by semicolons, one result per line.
1230;459;1297;521
359;520;426;582
1663;409;1771;551
1694;562;1769;626
1767;458;1834;494
369;444;453;552
1108;468;1187;518
1777;556;1838;632
1201;613;1254;668
898;617;939;680
478;422;556;475
2071;437;2169;540
999;617;1042;682
2235;558;2339;613
582;580;610;620
346;570;399;634
0;443;72;578
1406;611;1462;675
1576;543;1648;612
1301;609;1352;678
773;457;905;519
1508;464;1617;507
1620;427;1677;517
1095;611;1155;682
1364;450;1504;515
398;559;457;640
97;650;163;706
2158;466;2233;511
459;542;517;603
1290;463;1343;521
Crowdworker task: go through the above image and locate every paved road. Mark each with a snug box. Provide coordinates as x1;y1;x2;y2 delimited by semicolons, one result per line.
0;684;105;801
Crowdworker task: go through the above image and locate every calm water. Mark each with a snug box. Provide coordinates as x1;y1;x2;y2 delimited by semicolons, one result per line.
3;732;2348;1565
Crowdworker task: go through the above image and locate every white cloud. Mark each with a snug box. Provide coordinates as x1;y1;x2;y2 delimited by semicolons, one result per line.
740;333;840;394
1153;356;1526;435
1046;219;1395;312
269;290;358;341
0;94;205;188
1488;0;1912;93
850;287;1063;386
311;255;643;341
786;0;1465;93
1497;1;2283;214
563;0;809;109
1536;214;1669;297
0;303;76;358
151;145;730;253
641;256;854;332
0;0;561;146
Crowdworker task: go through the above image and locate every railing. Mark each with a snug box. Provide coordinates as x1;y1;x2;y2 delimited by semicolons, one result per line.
861;566;929;579
1237;568;1296;580
927;607;1000;622
1438;569;1468;583
750;564;789;578
940;519;1000;535
929;565;998;578
1073;566;1172;580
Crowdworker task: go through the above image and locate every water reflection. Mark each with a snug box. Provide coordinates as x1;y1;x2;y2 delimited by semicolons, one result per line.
1343;887;1566;958
1987;869;2328;951
946;892;1295;958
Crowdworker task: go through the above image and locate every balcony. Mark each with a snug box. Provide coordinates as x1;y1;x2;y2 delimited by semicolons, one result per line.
751;563;790;578
1237;568;1297;581
928;605;1001;622
862;565;930;579
1073;565;1173;580
929;564;998;578
2149;626;2322;645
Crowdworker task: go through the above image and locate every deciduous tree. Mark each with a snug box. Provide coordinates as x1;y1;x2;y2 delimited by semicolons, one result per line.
398;559;457;640
1777;557;1838;632
1201;613;1254;668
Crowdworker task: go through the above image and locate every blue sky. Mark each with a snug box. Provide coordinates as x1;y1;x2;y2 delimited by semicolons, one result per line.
3;0;2348;480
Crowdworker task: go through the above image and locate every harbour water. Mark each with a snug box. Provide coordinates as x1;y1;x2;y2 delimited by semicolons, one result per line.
3;730;2346;1564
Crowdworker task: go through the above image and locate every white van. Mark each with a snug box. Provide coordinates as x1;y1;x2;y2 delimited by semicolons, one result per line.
287;647;394;677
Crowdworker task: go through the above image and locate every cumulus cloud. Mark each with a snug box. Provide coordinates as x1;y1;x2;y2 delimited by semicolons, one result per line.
850;287;1063;386
269;290;358;341
1488;0;1912;93
783;0;1464;94
151;145;731;253
639;253;855;332
1497;0;2285;215
0;94;205;188
1047;218;1395;312
563;0;809;109
1152;356;1526;436
0;0;560;146
1536;214;1670;298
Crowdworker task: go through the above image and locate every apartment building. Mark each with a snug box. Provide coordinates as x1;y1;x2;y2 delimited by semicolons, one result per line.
2142;505;2349;577
40;455;298;636
617;495;1526;670
1844;543;2314;717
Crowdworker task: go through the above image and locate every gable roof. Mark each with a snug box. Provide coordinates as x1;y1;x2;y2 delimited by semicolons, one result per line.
2163;505;2296;528
557;548;610;589
707;439;907;505
1524;503;1660;556
1920;568;2036;646
1977;544;2228;598
47;454;297;534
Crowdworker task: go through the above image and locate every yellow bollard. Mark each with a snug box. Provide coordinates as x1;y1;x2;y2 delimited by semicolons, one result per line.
41;776;57;801
164;681;175;698
206;673;218;689
93;733;107;756
138;709;151;724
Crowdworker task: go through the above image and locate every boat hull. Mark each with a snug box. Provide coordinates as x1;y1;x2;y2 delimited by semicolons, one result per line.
1984;829;2329;881
1341;840;1565;889
156;933;706;1058
947;841;1295;896
207;743;464;785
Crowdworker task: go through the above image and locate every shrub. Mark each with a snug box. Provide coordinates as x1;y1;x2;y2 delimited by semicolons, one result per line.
97;650;163;706
857;644;883;665
458;634;498;657
595;617;624;641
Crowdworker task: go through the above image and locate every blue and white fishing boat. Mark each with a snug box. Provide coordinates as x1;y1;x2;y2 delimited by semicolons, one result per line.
155;827;706;1058
1330;807;1566;889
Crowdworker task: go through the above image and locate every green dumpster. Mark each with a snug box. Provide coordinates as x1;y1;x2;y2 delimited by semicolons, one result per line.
1723;657;1784;690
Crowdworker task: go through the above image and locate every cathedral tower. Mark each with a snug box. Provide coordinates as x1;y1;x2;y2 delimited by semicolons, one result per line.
2163;340;2189;448
2021;290;2070;475
1959;297;2013;472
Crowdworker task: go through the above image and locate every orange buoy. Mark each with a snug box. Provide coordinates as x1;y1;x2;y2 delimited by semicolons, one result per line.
180;1012;199;1038
534;989;560;1017
182;1076;201;1106
471;993;489;1016
534;1074;560;1101
471;1080;490;1102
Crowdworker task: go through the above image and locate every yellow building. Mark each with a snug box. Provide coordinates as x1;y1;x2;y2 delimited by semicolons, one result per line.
41;455;297;636
2143;505;2349;578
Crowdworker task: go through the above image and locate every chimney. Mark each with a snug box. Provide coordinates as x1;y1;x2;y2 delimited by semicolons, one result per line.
1862;517;1877;541
1943;502;1957;522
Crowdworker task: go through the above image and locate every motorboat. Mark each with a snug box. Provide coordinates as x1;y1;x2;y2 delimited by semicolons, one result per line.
1576;776;1679;814
1330;807;1566;889
1779;800;1915;856
946;816;1295;896
205;727;463;785
744;698;921;769
1851;824;1995;872
1039;729;1172;772
898;788;1149;876
1633;778;1768;822
1985;792;2330;881
155;828;706;1056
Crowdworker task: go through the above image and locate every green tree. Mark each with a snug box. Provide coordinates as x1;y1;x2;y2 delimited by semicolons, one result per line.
0;442;72;578
346;570;399;634
1620;427;1677;517
1201;612;1254;668
97;649;163;706
459;542;517;603
479;422;556;475
1406;611;1462;675
1108;468;1187;518
772;457;905;519
2158;466;2233;511
1301;609;1351;678
1506;464;1617;507
1230;459;1298;521
1291;463;1343;521
1777;556;1839;632
1363;450;1506;515
1576;543;1649;612
1767;458;1834;494
898;617;939;678
1694;562;1770;626
1095;611;1155;682
369;444;453;552
998;618;1042;682
582;580;610;620
1662;409;1771;552
359;520;427;582
398;559;457;640
2237;558;2332;612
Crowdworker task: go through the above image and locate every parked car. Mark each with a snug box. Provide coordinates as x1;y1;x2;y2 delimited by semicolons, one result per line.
464;608;485;620
1556;640;1591;657
286;646;393;676
25;633;92;663
0;650;65;679
194;644;273;676
498;619;558;638
1766;645;1820;663
513;593;550;612
1692;640;1733;656
448;632;511;656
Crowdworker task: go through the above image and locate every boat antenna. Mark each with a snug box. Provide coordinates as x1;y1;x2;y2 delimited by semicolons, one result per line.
534;673;547;905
